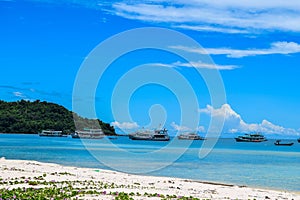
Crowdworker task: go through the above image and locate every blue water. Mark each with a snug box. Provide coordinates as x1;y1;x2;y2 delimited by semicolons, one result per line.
0;134;299;191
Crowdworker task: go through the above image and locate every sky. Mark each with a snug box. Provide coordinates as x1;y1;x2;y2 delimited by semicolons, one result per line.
1;0;300;138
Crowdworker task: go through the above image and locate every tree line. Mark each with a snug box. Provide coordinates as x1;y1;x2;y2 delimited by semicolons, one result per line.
0;100;116;135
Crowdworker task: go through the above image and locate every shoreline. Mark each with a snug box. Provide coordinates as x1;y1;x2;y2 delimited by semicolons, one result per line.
1;158;299;200
3;157;297;193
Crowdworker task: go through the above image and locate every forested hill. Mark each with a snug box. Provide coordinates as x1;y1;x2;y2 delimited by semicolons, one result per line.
0;100;116;135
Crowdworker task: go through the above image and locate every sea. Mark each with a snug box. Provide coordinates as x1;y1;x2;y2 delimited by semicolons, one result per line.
0;134;299;192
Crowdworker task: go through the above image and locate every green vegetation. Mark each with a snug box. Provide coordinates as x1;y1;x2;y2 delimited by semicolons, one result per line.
0;173;210;200
0;100;115;135
0;178;204;200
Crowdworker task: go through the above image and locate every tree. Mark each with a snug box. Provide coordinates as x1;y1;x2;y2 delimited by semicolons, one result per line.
0;100;116;135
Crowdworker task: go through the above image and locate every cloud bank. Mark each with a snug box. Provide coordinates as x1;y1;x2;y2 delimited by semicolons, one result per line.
13;91;26;98
199;104;300;137
111;0;300;33
22;1;300;34
111;121;139;130
171;41;300;58
170;122;205;133
152;61;238;70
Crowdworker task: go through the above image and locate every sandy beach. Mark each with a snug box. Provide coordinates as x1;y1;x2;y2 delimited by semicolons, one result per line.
0;157;299;200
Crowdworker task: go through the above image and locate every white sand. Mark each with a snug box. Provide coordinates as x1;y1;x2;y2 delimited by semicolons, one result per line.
0;157;299;200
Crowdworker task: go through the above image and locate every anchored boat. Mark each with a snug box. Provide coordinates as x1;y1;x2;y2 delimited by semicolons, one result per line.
177;133;205;140
274;140;294;146
152;128;170;141
71;129;104;139
235;133;267;142
38;130;66;137
129;129;153;140
129;128;170;141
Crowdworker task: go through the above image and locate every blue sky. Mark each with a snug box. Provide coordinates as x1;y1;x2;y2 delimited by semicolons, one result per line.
1;0;300;137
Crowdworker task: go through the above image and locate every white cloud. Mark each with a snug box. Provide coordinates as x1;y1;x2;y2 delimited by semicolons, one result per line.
171;122;190;131
171;0;300;11
152;61;238;70
171;41;300;58
24;1;300;33
13;91;26;98
174;25;249;34
199;104;300;136
174;61;238;70
111;1;300;33
111;121;139;130
196;126;206;133
171;122;205;133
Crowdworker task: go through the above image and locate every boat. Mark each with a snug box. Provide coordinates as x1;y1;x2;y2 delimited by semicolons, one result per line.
235;133;267;142
71;129;104;139
129;129;153;140
129;128;170;141
274;140;294;146
177;132;205;140
152;128;170;141
38;130;67;137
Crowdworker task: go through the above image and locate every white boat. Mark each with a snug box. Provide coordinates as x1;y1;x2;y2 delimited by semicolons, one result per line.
128;129;153;140
71;129;104;139
235;133;267;142
129;128;170;141
177;132;205;140
38;130;66;137
152;128;170;141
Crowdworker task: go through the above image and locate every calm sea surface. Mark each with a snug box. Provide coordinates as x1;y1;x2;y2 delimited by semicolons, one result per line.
0;134;299;191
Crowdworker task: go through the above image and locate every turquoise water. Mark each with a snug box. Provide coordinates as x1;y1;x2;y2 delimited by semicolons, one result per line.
0;134;299;191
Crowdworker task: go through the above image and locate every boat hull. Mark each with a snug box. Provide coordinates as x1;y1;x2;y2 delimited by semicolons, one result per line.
235;138;266;142
71;134;104;139
39;134;67;137
274;142;294;146
178;136;205;140
128;135;152;140
129;135;169;141
38;130;66;137
71;129;105;139
151;136;170;141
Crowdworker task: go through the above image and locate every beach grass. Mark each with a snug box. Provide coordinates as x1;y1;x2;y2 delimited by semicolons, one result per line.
0;178;204;200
